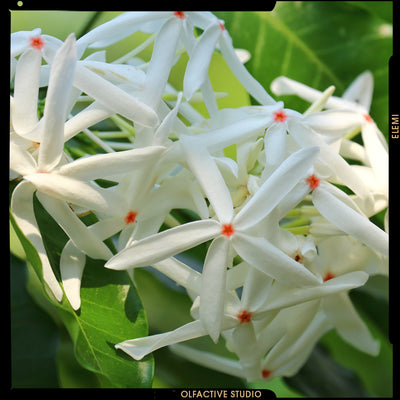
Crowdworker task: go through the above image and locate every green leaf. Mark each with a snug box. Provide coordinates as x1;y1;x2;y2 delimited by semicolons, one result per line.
216;3;392;134
10;183;154;388
10;254;60;388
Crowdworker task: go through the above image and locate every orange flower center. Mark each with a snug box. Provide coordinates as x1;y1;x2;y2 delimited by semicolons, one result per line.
306;174;320;190
237;310;252;324
221;223;235;238
124;211;138;225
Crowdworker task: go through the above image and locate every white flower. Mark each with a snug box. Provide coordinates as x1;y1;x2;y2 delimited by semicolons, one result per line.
271;72;388;217
107;138;321;341
10;34;165;301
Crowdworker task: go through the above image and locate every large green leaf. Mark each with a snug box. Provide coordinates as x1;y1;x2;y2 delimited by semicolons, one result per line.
216;3;392;134
10;184;153;388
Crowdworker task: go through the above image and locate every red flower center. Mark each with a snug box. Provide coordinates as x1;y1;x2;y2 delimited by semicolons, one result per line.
262;369;272;379
30;36;45;51
221;223;235;238
323;271;335;282
273;110;288;123
306;174;320;190
363;114;373;123
124;211;138;225
174;11;186;19
237;310;252;324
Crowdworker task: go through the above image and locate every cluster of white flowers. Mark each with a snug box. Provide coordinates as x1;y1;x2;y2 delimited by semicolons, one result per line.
10;11;388;383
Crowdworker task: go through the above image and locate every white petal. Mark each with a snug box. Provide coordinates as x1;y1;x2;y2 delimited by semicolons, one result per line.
73;64;159;128
38;34;77;171
10;181;63;301
57;146;165;181
105;219;221;270
81;12;168;48
361;122;388;195
322;292;379;355
342;70;373;111
60;240;86;310
234;146;319;230
115;320;208;360
240;267;273;311
152;257;202;294
9;141;37;176
302;110;364;136
263;123;287;172
153;92;183;145
219;32;275;105
12;49;41;134
36;192;113;260
270;76;324;102
261;271;368;312
24;173;121;215
181;137;233;223
64;101;114;142
143;17;182;108
200;236;231;342
312;187;388;256
184;23;221;100
170;344;245;378
232;232;320;287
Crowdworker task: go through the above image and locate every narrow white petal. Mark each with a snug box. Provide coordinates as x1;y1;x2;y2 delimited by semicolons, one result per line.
200;236;231;342
60;240;86;310
234;146;319;230
342;70;373;111
219;32;275;105
270;76;324;102
240;268;273;311
181;137;234;223
152;257;202;293
57;146;165;181
261;271;368;312
115;320;208;360
73;64;159;128
36;192;113;260
38;34;77;171
232;232;320;287
184;23;221;100
105;219;221;270
10;141;37;176
312;188;388;256
11;181;63;301
64;101;114;142
153;92;183;145
24;173;121;215
302;110;364;136
170;344;245;378
361;122;388;195
322;292;379;355
263;123;287;171
12;49;41;134
143;17;182;108
81;12;168;48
